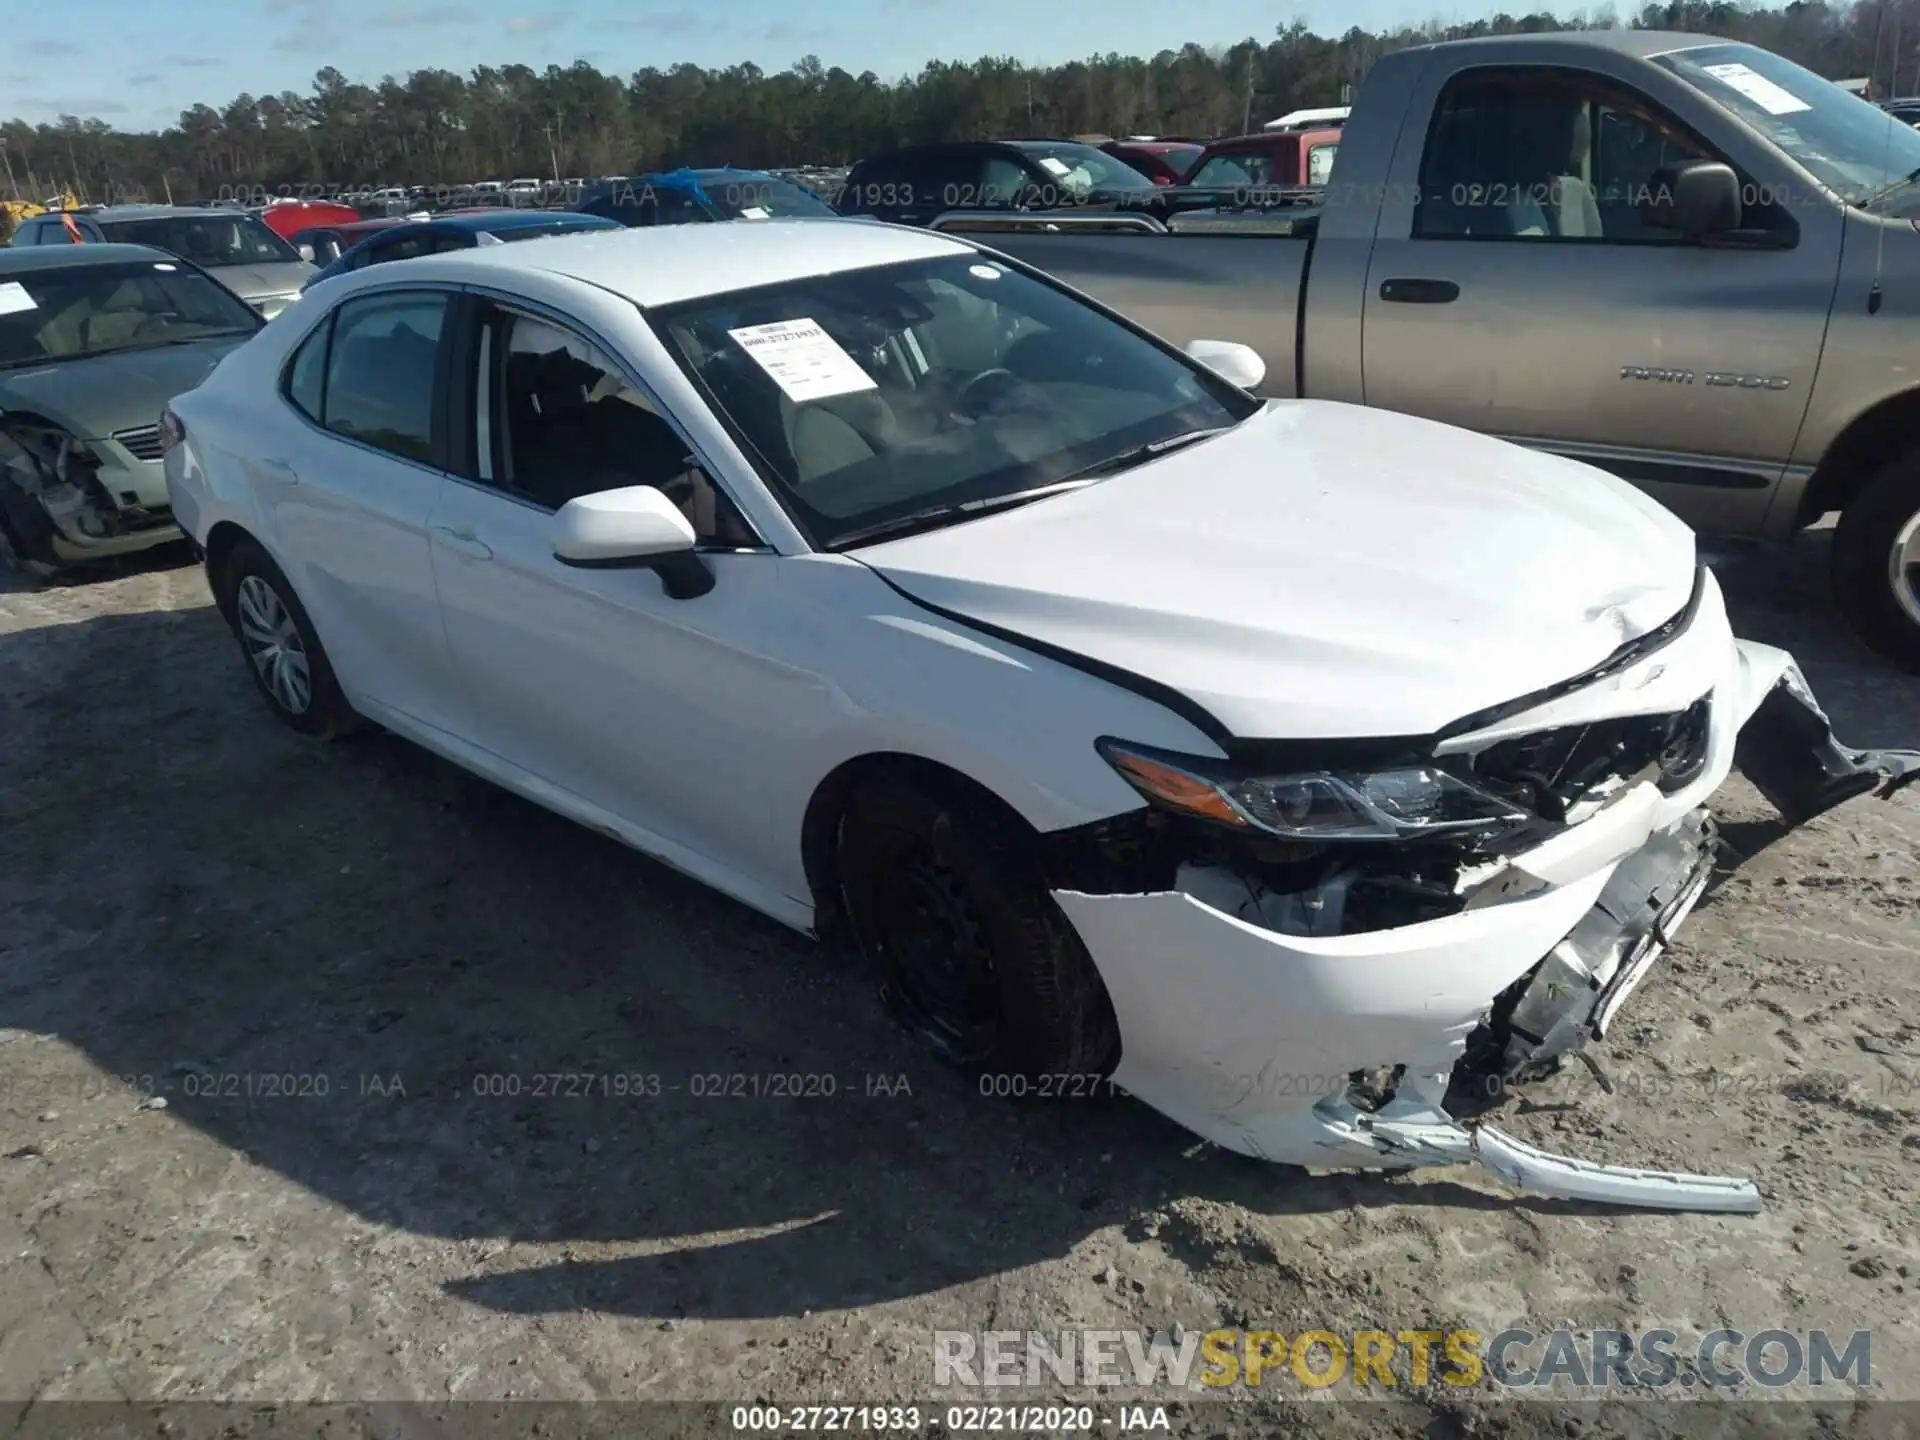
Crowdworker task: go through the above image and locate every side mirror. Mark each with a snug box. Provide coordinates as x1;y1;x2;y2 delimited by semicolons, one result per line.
297;243;315;262
1644;159;1742;237
1184;338;1267;391
551;485;713;599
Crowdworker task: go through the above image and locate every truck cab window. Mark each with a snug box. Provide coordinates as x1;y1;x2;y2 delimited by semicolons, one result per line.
1416;71;1714;243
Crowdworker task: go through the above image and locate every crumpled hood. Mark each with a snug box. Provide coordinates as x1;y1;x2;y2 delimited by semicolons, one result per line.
206;260;316;300
857;400;1699;741
0;336;251;442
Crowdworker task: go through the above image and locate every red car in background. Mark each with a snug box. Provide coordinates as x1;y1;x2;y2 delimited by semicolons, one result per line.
1098;138;1205;186
257;199;363;241
1181;127;1343;191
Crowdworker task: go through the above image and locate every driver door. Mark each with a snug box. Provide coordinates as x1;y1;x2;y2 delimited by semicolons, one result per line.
1360;64;1840;537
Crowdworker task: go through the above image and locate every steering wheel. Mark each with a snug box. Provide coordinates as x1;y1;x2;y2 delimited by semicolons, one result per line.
951;367;1024;420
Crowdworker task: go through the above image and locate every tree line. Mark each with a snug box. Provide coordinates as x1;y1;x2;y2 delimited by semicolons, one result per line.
3;2;1918;205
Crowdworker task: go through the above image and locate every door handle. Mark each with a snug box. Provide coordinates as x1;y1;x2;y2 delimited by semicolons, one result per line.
431;524;493;561
1379;278;1461;305
255;457;300;483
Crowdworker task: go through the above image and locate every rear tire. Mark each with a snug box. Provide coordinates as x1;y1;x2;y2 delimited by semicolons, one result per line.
1833;454;1920;672
220;538;359;738
835;776;1121;1080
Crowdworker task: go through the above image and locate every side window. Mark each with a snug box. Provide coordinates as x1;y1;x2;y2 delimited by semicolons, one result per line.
283;318;330;422
481;308;754;544
980;155;1031;208
321;292;447;463
1415;70;1713;242
1308;143;1339;186
1191;155;1259;189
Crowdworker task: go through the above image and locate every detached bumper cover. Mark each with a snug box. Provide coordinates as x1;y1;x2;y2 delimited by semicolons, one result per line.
1054;623;1919;1214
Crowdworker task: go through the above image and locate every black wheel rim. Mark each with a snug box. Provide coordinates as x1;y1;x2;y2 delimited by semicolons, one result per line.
855;837;999;1065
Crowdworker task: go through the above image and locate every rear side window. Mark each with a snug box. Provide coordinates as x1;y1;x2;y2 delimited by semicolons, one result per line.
283;321;329;422
290;292;449;464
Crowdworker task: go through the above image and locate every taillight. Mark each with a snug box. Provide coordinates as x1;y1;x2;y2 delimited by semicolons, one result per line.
159;406;186;454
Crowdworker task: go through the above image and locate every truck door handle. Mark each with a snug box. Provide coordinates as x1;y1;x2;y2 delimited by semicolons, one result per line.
431;524;493;561
1379;278;1460;305
255;457;300;484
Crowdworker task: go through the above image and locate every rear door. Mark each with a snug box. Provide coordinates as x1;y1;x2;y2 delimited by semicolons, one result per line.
1360;58;1840;537
267;287;467;731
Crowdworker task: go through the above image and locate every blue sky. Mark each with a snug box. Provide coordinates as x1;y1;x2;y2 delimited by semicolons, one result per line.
6;0;1606;131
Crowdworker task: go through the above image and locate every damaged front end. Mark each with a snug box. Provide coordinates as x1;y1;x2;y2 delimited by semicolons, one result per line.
0;420;176;569
1044;596;1919;1214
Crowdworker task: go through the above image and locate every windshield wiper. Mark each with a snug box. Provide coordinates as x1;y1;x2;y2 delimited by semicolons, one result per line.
1054;425;1233;483
832;477;1100;549
1859;164;1920;212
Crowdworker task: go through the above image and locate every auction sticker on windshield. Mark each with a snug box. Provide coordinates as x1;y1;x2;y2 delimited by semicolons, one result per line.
0;283;37;317
1702;62;1813;116
728;317;878;402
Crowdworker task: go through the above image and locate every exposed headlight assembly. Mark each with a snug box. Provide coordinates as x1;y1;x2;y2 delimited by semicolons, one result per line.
1097;738;1529;842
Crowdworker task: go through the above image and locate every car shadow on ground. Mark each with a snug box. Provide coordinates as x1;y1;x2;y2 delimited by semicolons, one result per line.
3;533;1917;1322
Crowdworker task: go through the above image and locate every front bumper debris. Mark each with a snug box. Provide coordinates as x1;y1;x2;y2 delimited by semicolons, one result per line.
1053;629;1915;1214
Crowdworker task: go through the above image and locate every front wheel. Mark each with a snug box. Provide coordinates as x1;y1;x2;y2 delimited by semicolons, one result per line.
1833;455;1920;673
835;778;1120;1080
220;539;359;738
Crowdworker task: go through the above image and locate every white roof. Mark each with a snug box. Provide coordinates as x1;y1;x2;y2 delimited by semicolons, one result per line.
1262;106;1350;131
401;218;972;308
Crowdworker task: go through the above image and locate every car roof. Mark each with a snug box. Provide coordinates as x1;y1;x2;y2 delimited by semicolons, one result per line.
85;205;247;220
1414;28;1738;59
0;242;178;274
338;217;969;308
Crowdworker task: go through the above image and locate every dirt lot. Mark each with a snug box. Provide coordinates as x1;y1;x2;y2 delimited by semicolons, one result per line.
2;534;1918;1436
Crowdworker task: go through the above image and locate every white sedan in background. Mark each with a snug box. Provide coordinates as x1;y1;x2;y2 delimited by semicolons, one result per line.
163;221;1919;1212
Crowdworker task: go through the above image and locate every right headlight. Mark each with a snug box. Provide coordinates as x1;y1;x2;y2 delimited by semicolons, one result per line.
1096;738;1530;842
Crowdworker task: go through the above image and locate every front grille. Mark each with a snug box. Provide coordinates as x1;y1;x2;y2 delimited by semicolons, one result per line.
113;424;164;462
1470;696;1714;822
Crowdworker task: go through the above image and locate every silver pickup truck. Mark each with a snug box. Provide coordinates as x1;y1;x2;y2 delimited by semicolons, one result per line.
939;30;1920;671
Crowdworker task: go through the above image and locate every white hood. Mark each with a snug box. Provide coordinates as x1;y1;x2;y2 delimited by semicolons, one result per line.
857;401;1698;741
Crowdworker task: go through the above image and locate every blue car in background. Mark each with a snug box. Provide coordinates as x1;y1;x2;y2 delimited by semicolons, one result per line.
303;208;622;290
574;167;837;226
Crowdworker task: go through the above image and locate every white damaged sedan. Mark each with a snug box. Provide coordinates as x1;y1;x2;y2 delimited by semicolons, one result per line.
163;220;1920;1212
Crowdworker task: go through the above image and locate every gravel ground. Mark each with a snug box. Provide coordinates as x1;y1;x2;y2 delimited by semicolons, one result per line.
2;533;1917;1437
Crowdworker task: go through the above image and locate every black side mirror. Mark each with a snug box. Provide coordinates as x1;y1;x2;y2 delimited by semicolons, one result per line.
1643;159;1742;236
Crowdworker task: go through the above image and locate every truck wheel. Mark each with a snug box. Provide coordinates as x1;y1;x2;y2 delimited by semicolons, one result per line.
220;538;360;739
1833;455;1920;672
835;776;1121;1080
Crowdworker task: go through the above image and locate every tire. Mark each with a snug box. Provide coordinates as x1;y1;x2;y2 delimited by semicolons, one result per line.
1833;454;1920;672
835;776;1121;1079
219;538;359;738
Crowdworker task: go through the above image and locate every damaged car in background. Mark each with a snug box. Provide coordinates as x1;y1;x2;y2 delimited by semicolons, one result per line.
0;244;262;575
162;221;1920;1214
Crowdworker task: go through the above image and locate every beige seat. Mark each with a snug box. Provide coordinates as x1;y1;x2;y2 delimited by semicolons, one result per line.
783;392;900;485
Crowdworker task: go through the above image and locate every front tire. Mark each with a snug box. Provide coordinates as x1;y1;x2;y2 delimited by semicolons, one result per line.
835;777;1120;1079
220;539;358;738
1833;454;1920;672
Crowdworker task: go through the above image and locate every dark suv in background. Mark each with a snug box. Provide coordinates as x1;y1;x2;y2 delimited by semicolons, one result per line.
831;140;1162;226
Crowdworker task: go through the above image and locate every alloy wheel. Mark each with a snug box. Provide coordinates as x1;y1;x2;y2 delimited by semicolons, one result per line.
235;573;313;715
1890;505;1920;631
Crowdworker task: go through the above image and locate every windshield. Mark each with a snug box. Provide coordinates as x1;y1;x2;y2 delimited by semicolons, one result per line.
697;174;836;219
97;213;302;267
1015;143;1158;196
0;259;261;369
489;219;614;242
650;253;1260;548
1655;43;1920;206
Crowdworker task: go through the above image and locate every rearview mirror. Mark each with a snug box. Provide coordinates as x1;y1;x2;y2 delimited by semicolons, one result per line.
1184;338;1266;391
551;485;713;599
1644;159;1742;237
